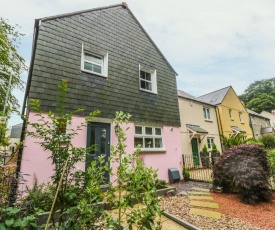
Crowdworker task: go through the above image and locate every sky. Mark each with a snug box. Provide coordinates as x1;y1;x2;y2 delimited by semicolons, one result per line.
1;0;275;126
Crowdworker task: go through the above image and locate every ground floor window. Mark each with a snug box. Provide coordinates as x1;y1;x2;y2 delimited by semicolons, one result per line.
207;138;215;149
134;125;163;149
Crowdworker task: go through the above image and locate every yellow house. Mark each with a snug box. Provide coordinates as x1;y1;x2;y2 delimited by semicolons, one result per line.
198;86;253;141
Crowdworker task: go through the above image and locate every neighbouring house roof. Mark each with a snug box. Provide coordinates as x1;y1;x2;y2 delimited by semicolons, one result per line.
247;109;270;120
261;127;273;134
10;123;23;138
186;124;208;134
198;86;231;105
178;90;215;106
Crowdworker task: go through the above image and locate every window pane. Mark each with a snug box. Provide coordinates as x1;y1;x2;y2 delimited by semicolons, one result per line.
145;127;153;135
93;64;102;73
134;138;143;148
140;80;146;89
84;62;94;71
145;82;152;91
135;126;142;134
207;109;210;119
155;138;163;148
140;70;146;79
85;53;102;64
145;72;151;81
155;128;161;135
145;138;153;148
203;108;207;119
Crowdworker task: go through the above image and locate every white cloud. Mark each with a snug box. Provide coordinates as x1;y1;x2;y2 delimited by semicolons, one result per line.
2;0;275;125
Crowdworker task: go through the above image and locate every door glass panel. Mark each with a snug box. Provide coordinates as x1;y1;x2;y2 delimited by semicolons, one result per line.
90;126;96;155
100;128;106;155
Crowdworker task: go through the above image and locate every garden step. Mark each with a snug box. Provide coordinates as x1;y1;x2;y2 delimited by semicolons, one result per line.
188;191;211;196
190;200;219;209
190;187;210;192
188;195;214;200
190;208;222;219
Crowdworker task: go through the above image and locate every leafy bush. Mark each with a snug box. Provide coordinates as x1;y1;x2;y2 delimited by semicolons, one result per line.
213;144;272;204
259;134;275;149
182;166;190;181
268;149;275;186
211;143;218;152
201;145;208;153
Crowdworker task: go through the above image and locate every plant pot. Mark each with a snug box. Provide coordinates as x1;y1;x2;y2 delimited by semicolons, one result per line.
200;152;210;168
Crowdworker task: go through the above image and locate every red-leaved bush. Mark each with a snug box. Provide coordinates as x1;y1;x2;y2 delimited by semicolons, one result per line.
213;144;273;204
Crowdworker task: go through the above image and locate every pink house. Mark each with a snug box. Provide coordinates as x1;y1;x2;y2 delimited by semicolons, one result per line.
19;3;182;187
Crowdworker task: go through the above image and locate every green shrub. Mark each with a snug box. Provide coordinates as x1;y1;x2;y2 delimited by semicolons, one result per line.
182;166;190;181
201;145;208;153
259;134;275;149
268;149;275;186
213;144;272;204
211;143;218;152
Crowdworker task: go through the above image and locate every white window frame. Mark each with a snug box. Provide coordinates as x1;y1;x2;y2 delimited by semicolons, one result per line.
139;64;157;94
81;44;108;78
207;138;215;149
134;125;164;151
239;112;243;123
203;107;211;120
229;109;233;120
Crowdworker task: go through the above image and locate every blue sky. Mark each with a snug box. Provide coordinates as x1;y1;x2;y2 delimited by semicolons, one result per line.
1;0;275;126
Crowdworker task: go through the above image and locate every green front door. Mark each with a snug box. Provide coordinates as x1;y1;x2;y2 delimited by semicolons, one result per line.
191;138;200;167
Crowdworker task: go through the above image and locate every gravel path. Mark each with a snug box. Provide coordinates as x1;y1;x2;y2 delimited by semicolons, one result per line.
160;181;263;230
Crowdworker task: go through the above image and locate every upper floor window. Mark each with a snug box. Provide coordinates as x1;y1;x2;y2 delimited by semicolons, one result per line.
229;109;233;120
239;112;243;123
139;64;157;94
134;126;163;149
203;107;211;120
81;44;108;77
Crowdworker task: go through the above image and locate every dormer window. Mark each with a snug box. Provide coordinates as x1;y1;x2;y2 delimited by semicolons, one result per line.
139;64;157;94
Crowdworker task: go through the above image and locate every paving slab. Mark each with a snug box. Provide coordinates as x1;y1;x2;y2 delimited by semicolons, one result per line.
190;187;210;192
190;208;222;219
190;200;219;209
188;191;211;195
188;195;214;200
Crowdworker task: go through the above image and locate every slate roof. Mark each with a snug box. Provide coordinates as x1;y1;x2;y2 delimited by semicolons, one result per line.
178;90;215;106
247;109;270;119
198;86;231;105
186;124;208;134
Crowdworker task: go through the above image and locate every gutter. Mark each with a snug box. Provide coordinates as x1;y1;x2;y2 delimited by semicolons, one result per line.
16;19;40;180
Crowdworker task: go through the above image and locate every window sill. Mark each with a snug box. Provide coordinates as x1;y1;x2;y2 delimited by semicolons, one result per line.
140;88;157;94
230;118;234;121
81;69;107;78
135;148;166;153
204;119;213;122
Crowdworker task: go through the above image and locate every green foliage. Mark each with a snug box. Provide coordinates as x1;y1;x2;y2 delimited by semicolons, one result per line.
268;149;275;186
211;143;218;152
239;78;275;113
220;134;246;150
259;134;275;149
201;144;208;153
0;18;27;114
213;144;272;204
106;111;162;230
182;166;190;181
0;206;43;230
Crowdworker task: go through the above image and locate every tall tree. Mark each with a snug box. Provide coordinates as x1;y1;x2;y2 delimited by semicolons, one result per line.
0;17;27;116
239;78;275;113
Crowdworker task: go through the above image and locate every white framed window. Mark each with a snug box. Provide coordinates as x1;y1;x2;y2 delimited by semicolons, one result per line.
239;112;243;123
81;44;108;77
229;109;233;120
139;64;157;94
203;107;211;120
207;138;215;149
134;126;163;150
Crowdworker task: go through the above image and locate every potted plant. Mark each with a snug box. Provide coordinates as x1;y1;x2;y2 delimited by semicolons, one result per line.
200;144;210;168
182;166;190;181
211;143;220;166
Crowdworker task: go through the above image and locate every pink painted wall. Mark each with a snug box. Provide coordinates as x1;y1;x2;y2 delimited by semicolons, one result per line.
21;111;182;189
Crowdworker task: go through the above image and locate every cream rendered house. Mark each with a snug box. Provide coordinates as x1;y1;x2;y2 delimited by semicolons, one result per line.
178;90;222;167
